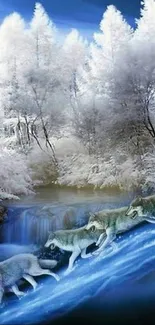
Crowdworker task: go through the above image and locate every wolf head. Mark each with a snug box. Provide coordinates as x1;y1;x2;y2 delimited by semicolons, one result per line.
44;232;56;249
86;212;104;231
126;196;155;223
126;197;144;219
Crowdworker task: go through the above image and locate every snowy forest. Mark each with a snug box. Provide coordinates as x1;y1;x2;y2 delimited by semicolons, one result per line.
1;0;155;199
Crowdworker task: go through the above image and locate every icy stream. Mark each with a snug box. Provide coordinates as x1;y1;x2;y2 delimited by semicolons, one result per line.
0;187;154;324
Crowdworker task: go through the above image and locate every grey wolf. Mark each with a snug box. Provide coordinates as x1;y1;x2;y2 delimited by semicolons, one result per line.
45;226;104;274
86;206;146;254
126;195;155;223
0;253;59;304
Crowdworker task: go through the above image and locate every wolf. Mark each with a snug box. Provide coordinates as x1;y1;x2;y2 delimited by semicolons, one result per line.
86;206;146;255
45;226;105;274
0;253;60;304
126;195;155;223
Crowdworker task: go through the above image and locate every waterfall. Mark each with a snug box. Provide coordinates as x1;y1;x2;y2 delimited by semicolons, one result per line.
1;204;90;246
2;208;62;245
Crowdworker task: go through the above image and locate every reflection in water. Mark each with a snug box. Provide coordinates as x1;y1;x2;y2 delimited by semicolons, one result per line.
8;185;132;206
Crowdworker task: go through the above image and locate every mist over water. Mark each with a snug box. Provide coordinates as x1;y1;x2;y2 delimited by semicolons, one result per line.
1;187;131;245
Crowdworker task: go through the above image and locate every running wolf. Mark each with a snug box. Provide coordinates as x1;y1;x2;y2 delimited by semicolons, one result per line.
86;206;146;255
45;226;105;274
126;195;155;223
0;253;59;304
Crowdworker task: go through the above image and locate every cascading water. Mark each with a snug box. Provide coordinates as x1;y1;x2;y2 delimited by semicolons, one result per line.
1;204;90;245
1;221;155;325
1;187;154;325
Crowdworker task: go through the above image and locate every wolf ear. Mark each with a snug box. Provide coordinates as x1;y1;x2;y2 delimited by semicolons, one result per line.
48;231;55;237
136;195;143;203
89;212;95;218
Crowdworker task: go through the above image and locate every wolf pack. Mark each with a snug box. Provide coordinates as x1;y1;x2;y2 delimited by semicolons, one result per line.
0;194;155;305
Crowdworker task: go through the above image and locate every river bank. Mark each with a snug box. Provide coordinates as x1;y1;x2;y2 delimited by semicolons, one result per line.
0;134;153;201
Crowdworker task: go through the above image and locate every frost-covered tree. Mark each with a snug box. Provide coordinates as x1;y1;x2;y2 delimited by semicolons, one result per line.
78;5;134;155
0;13;32;148
130;0;155;141
62;29;87;92
0;13;26;117
61;29;87;115
28;2;56;69
109;0;155;168
86;3;153;163
90;5;132;93
1;0;155;194
61;29;103;155
24;3;65;164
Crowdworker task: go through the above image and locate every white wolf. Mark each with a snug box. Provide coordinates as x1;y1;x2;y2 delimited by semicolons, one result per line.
0;253;60;304
45;226;105;274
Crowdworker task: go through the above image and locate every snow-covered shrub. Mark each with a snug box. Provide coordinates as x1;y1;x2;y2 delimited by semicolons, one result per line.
116;158;143;192
28;142;58;185
56;151;141;191
141;152;155;192
0;146;33;199
28;136;86;186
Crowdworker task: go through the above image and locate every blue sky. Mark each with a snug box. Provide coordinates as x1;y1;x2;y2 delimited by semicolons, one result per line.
0;0;141;40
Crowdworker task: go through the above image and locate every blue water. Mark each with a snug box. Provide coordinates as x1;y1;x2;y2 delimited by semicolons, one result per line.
0;190;155;324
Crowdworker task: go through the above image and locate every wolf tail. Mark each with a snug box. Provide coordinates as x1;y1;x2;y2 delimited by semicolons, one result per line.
38;259;57;269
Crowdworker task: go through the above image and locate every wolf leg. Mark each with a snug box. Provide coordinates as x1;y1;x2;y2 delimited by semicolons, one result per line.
96;233;105;247
145;217;155;224
36;269;60;282
38;259;57;269
110;241;118;251
65;249;81;274
0;277;4;304
0;289;4;304
81;248;92;259
29;268;60;282
23;275;37;290
28;259;60;281
10;284;25;298
93;227;116;255
98;235;118;251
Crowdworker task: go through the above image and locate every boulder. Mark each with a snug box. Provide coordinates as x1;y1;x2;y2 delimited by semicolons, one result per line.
0;205;7;223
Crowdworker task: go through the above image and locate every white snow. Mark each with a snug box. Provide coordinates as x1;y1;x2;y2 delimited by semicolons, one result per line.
0;146;33;200
0;1;155;198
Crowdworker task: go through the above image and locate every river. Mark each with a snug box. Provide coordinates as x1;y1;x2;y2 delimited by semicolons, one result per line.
0;186;154;325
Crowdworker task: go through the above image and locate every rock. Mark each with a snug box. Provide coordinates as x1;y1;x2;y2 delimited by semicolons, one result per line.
63;207;77;229
36;246;70;270
0;205;7;223
35;206;55;218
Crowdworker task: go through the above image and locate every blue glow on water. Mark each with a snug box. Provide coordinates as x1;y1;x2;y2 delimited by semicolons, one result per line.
1;199;129;245
0;222;155;324
0;193;155;325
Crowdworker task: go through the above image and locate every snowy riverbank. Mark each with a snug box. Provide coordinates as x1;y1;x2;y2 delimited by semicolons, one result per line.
29;136;152;195
0;135;154;201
